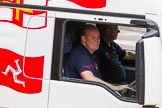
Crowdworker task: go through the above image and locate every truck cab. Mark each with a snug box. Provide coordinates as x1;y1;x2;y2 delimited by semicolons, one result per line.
0;0;162;108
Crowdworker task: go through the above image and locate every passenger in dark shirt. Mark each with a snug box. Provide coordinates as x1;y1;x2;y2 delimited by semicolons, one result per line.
67;24;130;91
96;24;135;84
68;44;101;79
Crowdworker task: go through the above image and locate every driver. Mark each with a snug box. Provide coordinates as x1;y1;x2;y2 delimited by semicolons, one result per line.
96;24;136;84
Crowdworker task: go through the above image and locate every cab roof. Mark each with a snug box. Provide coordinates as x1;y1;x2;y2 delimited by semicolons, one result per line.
0;0;161;16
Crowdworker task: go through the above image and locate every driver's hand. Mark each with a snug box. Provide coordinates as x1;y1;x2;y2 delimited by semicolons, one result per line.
115;84;130;91
119;87;136;98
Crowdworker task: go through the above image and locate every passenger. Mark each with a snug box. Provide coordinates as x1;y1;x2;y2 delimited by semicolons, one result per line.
96;24;135;84
67;24;129;91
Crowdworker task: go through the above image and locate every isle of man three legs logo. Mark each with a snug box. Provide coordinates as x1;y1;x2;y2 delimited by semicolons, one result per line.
2;59;25;87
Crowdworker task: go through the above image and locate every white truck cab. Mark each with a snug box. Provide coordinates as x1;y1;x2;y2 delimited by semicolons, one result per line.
0;0;162;108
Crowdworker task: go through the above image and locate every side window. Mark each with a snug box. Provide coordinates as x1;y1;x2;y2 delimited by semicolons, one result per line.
61;20;147;101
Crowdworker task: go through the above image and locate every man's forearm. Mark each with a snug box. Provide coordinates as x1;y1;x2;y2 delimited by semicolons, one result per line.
124;50;136;60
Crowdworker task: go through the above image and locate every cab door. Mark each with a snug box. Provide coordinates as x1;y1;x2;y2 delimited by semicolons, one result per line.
48;12;145;108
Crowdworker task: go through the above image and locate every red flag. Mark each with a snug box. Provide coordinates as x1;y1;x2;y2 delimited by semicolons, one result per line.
0;48;44;94
68;0;106;8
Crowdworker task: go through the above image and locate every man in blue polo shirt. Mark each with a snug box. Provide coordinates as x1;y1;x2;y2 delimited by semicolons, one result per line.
67;24;129;91
96;24;135;84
